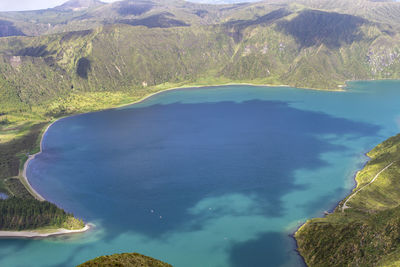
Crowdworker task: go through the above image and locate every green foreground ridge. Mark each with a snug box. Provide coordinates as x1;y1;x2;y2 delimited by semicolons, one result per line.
296;133;400;267
77;253;172;267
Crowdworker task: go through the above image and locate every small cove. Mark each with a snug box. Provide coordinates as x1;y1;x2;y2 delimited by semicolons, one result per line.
1;81;400;266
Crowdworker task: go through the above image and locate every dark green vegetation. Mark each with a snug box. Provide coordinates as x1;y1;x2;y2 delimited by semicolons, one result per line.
296;134;400;267
0;197;84;231
77;253;172;267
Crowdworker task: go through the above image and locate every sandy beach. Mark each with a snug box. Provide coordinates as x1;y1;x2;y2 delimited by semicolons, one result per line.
0;224;92;239
20;122;56;202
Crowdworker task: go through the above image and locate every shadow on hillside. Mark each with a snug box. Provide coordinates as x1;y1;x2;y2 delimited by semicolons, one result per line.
278;10;366;48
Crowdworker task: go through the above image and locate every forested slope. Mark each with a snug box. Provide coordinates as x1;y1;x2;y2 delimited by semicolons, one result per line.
0;197;84;231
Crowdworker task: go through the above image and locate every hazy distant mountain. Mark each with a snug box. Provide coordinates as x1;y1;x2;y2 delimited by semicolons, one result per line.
54;0;105;11
188;0;259;3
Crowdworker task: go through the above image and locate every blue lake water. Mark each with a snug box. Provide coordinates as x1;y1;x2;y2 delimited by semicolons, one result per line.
1;81;400;266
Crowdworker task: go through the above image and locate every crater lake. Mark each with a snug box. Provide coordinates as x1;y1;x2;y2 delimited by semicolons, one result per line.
1;81;400;267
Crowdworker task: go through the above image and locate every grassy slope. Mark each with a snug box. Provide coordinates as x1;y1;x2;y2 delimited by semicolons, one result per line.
0;123;46;194
77;253;172;267
295;134;400;267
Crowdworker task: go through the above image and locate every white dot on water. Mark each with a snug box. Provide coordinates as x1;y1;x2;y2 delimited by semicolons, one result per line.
159;216;162;219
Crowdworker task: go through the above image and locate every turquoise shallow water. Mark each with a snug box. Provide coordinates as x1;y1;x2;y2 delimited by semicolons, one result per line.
1;81;400;267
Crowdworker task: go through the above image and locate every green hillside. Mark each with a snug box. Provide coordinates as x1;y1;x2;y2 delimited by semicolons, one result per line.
296;134;400;267
1;0;400;107
2;1;400;118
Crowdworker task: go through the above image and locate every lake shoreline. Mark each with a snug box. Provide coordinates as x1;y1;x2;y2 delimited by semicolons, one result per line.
15;83;287;238
20;122;55;202
114;81;346;110
14;81;365;246
13;82;325;241
292;150;379;266
20;81;346;198
20;81;346;199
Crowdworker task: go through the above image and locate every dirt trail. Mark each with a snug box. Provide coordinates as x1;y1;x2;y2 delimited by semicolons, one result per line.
342;162;395;212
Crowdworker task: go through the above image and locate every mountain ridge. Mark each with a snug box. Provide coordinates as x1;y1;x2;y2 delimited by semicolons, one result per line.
54;0;105;11
0;0;399;110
